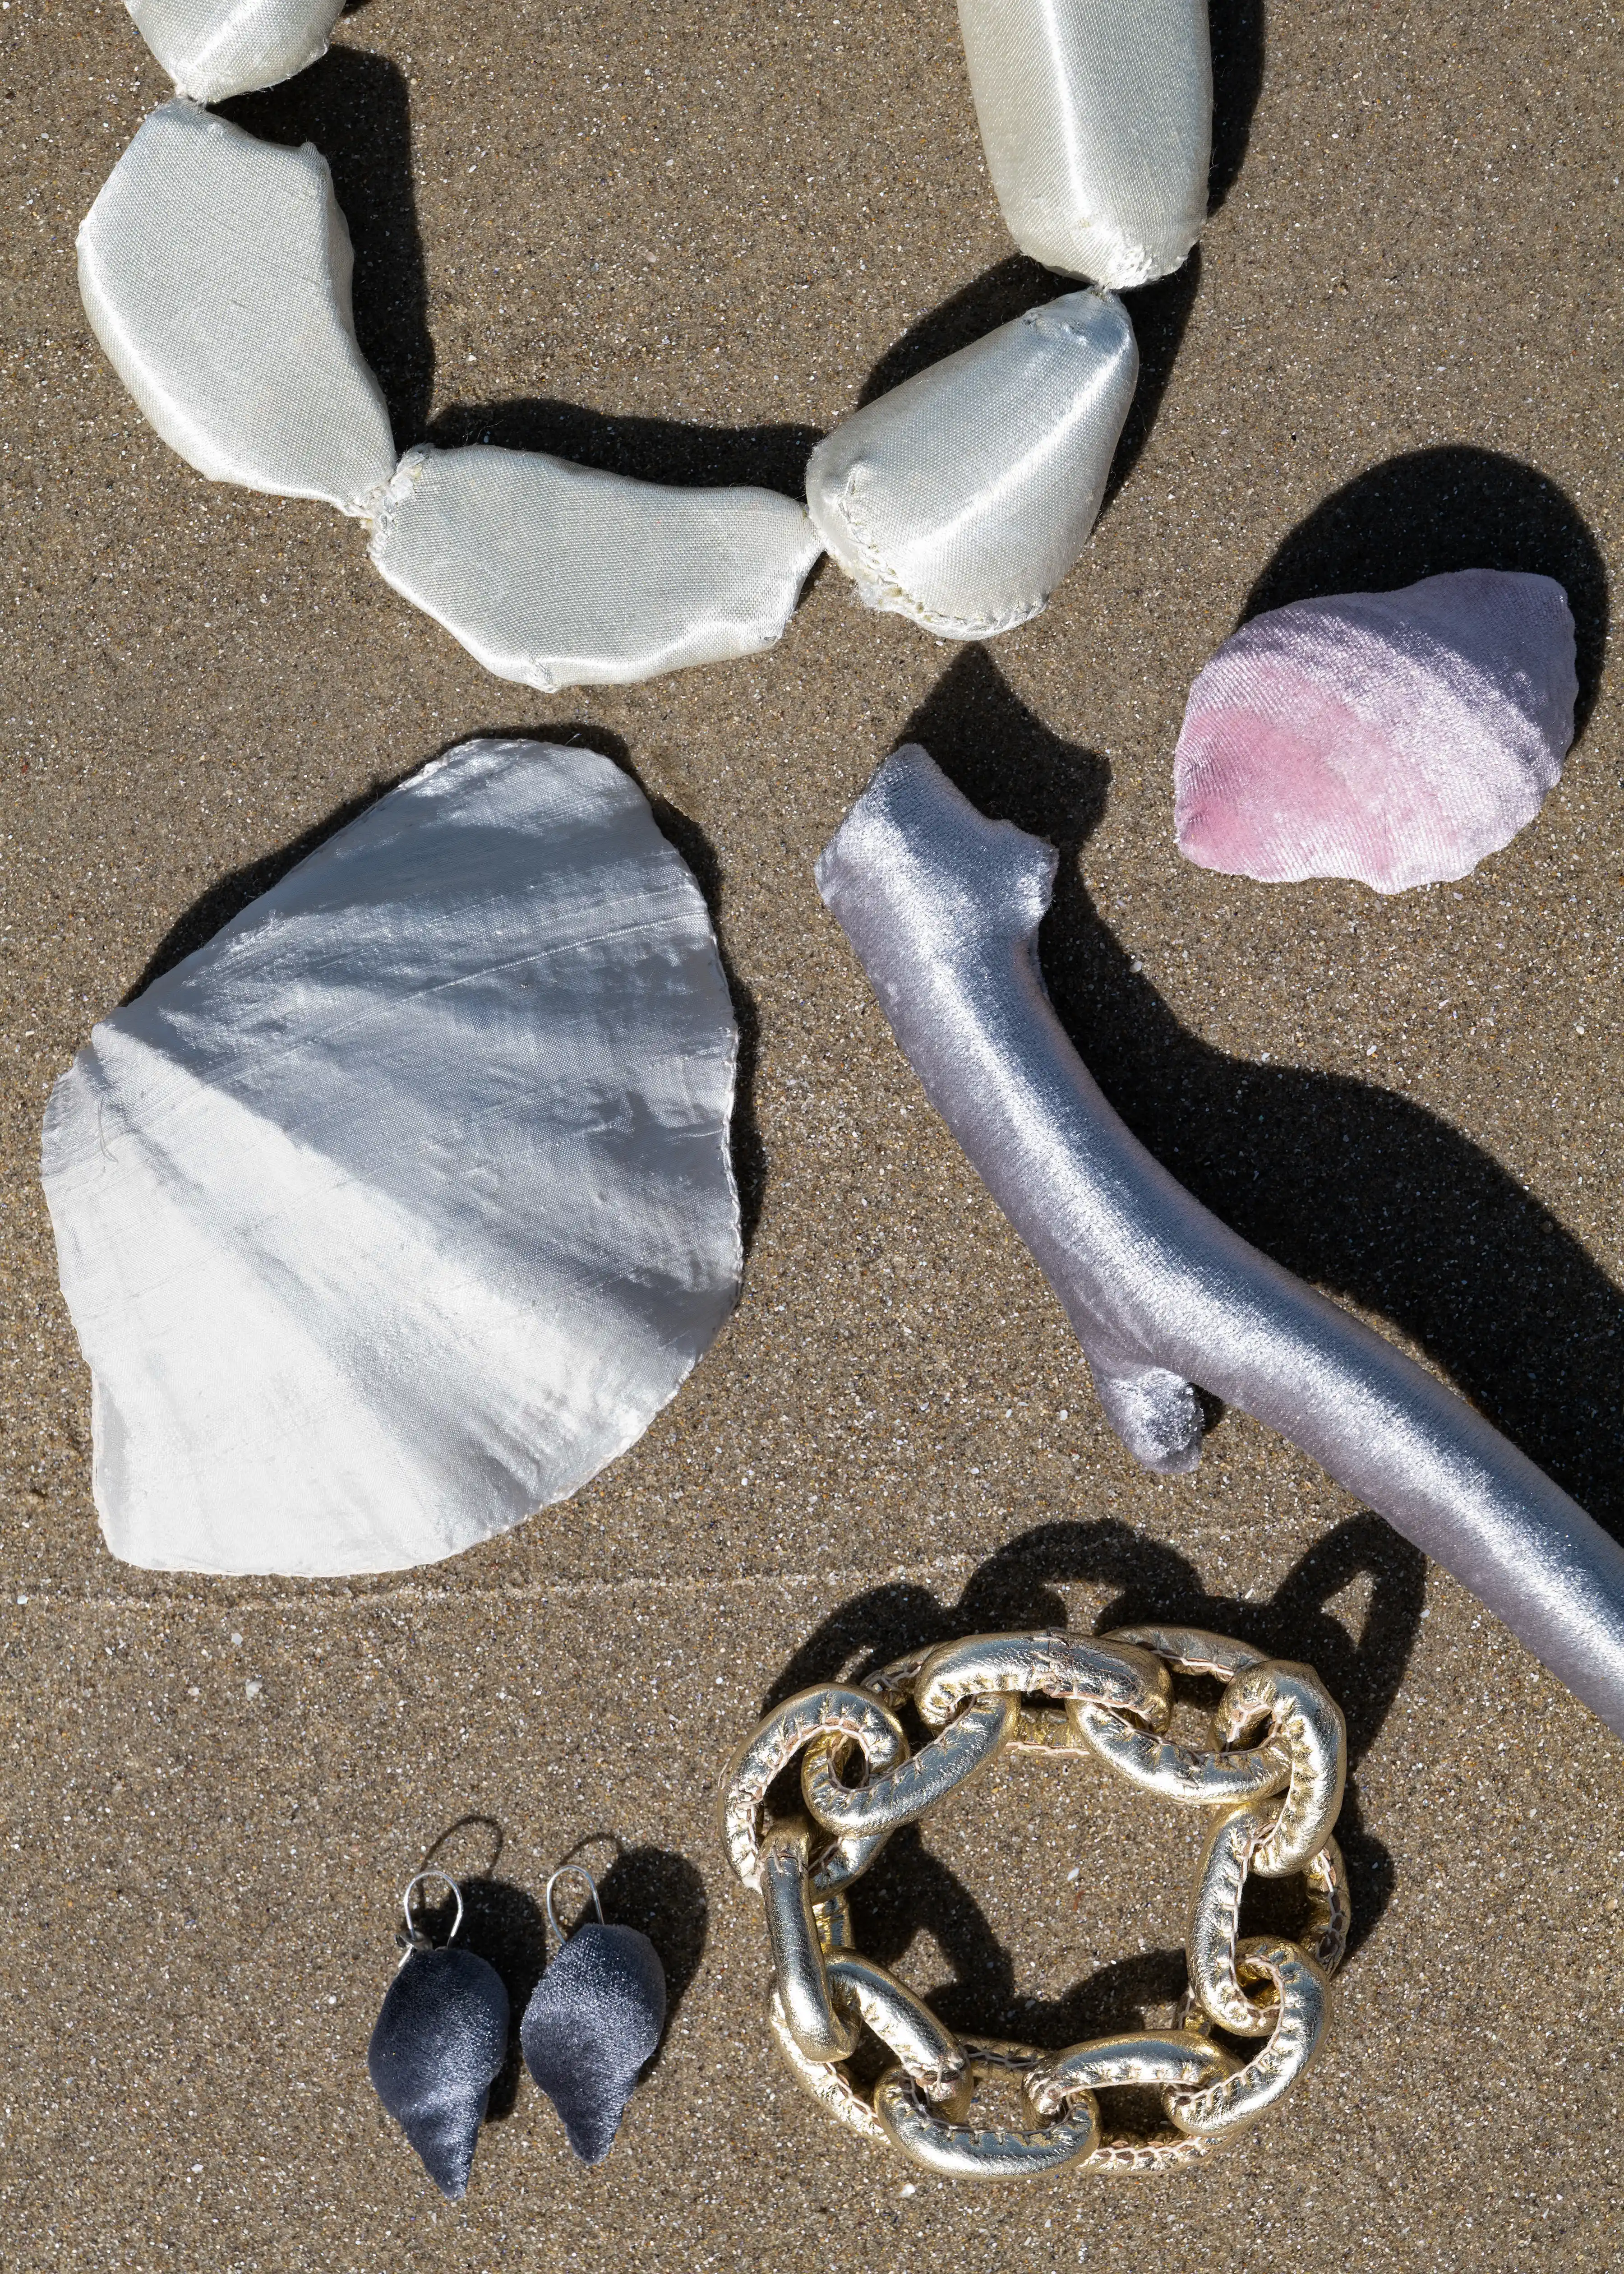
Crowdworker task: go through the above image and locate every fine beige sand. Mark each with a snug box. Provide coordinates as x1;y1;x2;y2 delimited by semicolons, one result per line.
3;3;1621;2268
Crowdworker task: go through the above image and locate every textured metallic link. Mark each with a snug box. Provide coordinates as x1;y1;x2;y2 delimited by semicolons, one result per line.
826;1953;969;2105
859;1647;932;1713
767;1984;887;2143
1105;1625;1269;1681
812;1889;856;1951
1008;1701;1093;1752
1088;2130;1220;2172
765;1960;971;2135
1303;1837;1351;1974
720;1682;908;1895
1211;1662;1347;1875
1028;2029;1239;2173
802;1692;1019;1835
1189;1799;1351;2033
1027;2027;1236;2115
1167;1938;1330;2138
1068;1699;1291;1806
875;2038;1100;2179
761;1825;859;2063
914;1629;1172;1733
729;1627;1350;2180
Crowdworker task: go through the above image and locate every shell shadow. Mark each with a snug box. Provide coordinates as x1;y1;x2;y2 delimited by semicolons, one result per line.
903;650;1624;1540
760;1511;1423;2041
1243;446;1610;735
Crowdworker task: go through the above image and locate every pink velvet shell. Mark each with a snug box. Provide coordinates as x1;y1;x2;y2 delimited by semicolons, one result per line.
1173;569;1577;892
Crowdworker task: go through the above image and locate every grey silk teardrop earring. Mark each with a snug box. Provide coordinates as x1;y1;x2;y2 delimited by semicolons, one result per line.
520;1866;669;2164
367;1871;510;2200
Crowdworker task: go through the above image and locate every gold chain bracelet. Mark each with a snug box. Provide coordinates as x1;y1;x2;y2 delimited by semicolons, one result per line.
720;1625;1350;2178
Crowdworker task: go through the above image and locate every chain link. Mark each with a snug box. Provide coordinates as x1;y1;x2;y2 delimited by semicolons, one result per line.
722;1626;1351;2177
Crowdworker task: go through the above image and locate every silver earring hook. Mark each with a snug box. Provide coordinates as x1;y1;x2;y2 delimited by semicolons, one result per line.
399;1868;464;1957
545;1863;604;1942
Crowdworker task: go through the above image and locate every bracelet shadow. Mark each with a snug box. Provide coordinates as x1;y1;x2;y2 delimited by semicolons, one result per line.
894;634;1624;1538
120;725;768;1254
761;1511;1421;2051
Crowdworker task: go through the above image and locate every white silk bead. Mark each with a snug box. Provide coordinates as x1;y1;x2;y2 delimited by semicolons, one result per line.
957;0;1212;287
42;740;743;1578
78;101;398;516
123;0;344;102
368;444;823;692
804;289;1137;640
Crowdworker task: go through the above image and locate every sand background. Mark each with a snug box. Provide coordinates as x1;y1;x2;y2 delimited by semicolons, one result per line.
3;1;1622;2266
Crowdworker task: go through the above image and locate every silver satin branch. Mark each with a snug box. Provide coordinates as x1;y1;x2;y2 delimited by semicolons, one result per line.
816;747;1624;1738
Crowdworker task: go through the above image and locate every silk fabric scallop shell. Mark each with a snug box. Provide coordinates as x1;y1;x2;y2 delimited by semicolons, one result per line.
1173;570;1578;892
41;739;742;1576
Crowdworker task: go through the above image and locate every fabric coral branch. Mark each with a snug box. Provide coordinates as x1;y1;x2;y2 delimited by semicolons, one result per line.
816;745;1624;1738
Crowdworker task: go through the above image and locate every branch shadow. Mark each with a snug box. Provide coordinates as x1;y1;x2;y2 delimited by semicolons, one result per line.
1243;446;1610;735
221;47;433;448
898;647;1624;1539
121;726;767;1253
761;1512;1423;2045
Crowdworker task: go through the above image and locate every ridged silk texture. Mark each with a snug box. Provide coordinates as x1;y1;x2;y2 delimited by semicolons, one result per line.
1175;571;1577;892
817;747;1624;1738
957;0;1212;285
42;740;743;1577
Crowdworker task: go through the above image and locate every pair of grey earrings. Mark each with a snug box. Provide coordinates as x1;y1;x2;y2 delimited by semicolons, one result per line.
367;1863;668;2199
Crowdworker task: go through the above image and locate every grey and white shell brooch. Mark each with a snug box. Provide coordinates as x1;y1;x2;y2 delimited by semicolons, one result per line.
87;0;1215;689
